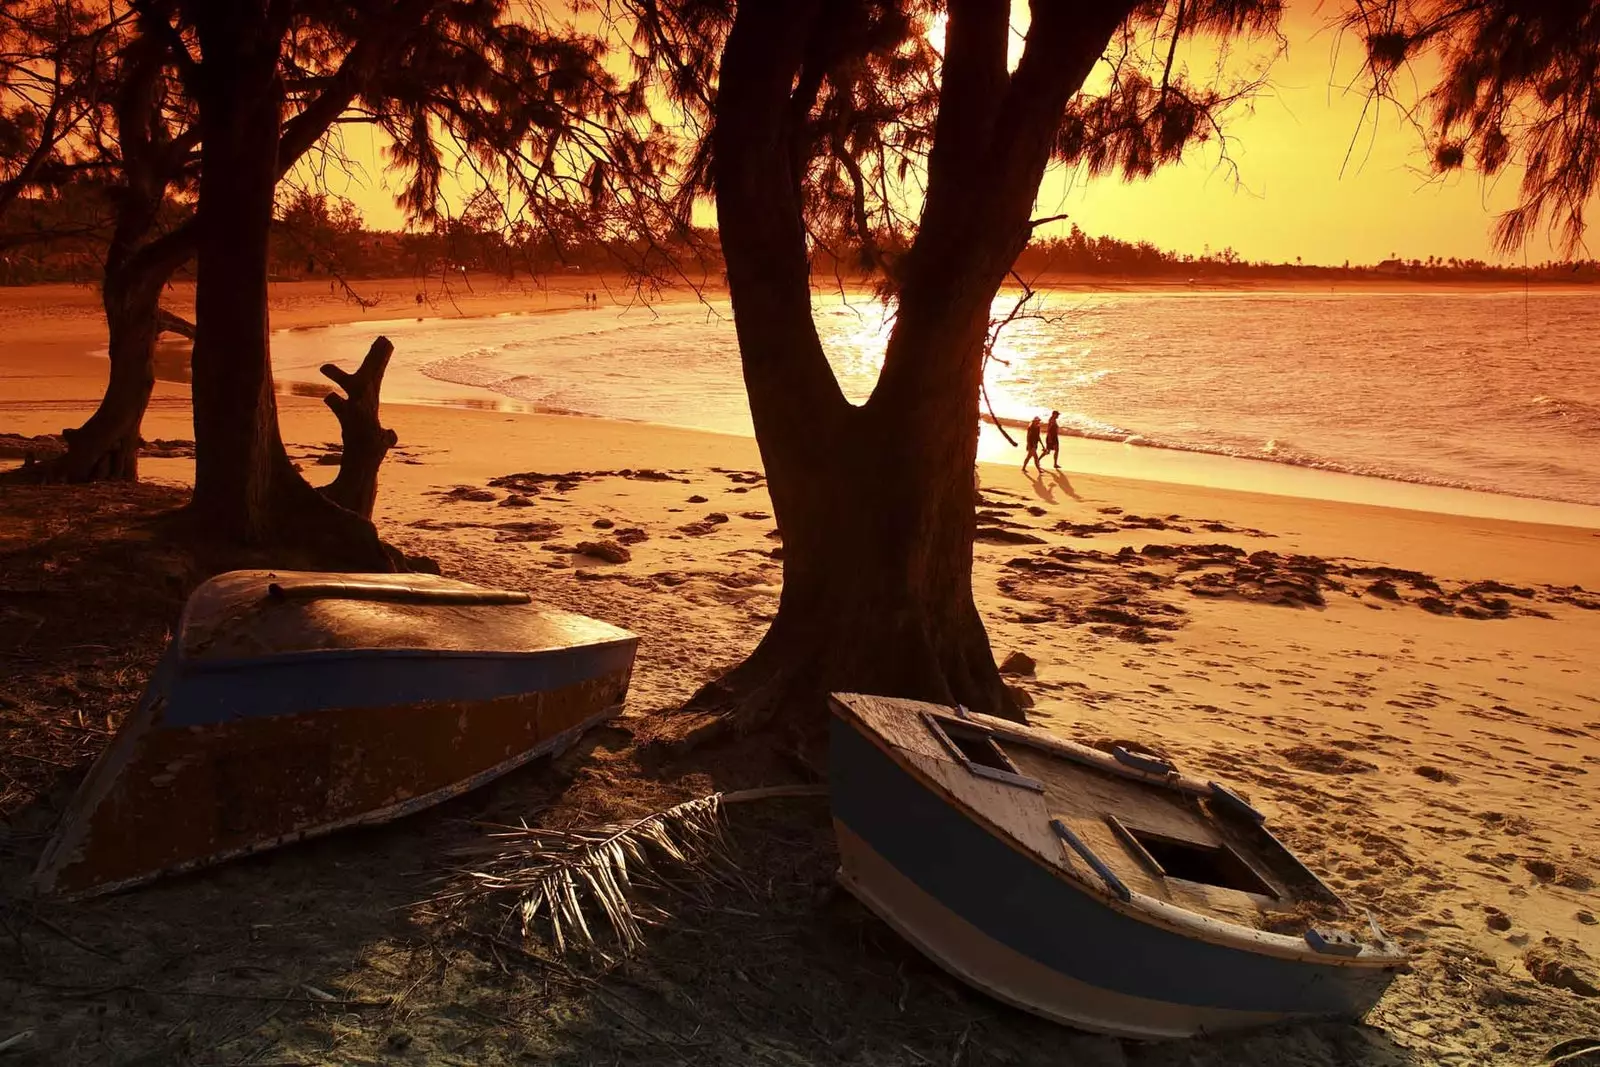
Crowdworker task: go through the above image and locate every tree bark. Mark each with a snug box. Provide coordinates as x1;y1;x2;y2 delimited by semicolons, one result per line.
183;2;395;571
692;407;1012;735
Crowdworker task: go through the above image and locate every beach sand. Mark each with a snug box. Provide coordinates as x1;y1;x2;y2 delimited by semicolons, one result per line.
1;281;1597;1065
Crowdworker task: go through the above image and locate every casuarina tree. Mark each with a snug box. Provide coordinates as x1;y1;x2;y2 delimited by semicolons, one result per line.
129;0;654;563
1344;0;1600;253
617;0;1284;734
0;0;121;222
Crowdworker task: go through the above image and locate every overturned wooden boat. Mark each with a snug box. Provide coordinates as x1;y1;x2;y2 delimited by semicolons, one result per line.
34;570;637;898
828;693;1406;1039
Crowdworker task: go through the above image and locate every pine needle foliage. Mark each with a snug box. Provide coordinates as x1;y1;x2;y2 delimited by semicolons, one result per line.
436;793;746;959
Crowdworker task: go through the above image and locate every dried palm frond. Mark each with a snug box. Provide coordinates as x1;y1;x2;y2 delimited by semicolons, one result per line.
432;785;825;959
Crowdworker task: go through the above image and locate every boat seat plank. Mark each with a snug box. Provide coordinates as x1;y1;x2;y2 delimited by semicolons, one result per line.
1004;746;1221;848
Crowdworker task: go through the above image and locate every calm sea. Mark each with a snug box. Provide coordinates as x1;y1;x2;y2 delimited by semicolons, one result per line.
265;288;1600;511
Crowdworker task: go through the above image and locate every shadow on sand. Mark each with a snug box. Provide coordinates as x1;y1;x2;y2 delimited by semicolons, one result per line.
1026;468;1081;504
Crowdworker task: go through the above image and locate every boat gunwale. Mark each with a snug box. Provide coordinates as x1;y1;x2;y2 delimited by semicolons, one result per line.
828;694;1406;969
176;635;640;673
959;707;1215;798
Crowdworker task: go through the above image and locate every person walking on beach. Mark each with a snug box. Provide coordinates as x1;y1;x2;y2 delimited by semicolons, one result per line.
1042;410;1062;470
1023;416;1044;473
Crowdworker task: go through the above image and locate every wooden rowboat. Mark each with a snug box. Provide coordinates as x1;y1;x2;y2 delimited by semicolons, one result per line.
34;570;637;898
828;693;1406;1039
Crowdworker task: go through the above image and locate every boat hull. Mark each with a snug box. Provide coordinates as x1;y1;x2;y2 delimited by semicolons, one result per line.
829;711;1400;1039
35;623;636;898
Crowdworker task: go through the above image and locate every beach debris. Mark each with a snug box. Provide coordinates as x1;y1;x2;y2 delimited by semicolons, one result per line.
1004;683;1035;708
489;468;693;496
1525;944;1599;998
1279;744;1377;776
493;521;562;543
575;540;631;564
0;1031;34;1054
999;651;1036;676
975;526;1046;545
1543;1037;1600;1066
678;513;731;536
0;433;66;461
432;786;824;958
1054;520;1120;537
444;486;497;502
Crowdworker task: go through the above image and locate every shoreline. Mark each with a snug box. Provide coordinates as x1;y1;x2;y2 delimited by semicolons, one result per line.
5;275;1600;531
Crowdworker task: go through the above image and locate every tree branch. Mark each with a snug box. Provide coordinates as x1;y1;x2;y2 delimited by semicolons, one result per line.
712;0;850;438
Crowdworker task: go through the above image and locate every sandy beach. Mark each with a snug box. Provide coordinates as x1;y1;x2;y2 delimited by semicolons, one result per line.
2;280;1598;1065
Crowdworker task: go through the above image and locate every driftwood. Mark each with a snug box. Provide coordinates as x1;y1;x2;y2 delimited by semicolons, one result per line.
154;308;196;340
319;336;398;519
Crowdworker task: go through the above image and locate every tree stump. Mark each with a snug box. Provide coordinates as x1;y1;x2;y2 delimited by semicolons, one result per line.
319;336;398;519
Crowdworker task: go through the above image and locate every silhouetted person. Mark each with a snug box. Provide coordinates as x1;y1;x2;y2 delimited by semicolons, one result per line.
1042;410;1062;469
1022;416;1043;473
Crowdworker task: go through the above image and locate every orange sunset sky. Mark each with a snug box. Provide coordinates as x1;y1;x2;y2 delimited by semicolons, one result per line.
315;3;1566;267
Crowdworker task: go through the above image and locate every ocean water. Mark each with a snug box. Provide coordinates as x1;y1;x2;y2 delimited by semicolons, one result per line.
266;288;1600;510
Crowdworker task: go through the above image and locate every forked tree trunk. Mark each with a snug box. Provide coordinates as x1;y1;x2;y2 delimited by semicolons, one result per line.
698;0;1134;735
185;3;394;571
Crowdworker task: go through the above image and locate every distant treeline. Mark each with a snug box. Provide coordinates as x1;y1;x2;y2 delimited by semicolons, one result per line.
5;191;1598;286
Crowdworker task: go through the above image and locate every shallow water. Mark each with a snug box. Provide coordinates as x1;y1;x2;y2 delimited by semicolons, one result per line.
263;287;1600;509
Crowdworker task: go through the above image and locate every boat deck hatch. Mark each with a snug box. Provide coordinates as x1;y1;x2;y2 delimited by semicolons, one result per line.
946;725;1013;773
1121;825;1276;897
922;713;1044;791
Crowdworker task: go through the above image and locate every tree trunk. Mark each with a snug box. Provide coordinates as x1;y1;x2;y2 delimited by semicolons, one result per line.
694;401;1013;735
68;267;163;481
184;3;395;571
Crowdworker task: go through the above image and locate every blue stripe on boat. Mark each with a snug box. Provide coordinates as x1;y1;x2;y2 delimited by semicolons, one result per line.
829;715;1394;1017
162;641;636;727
